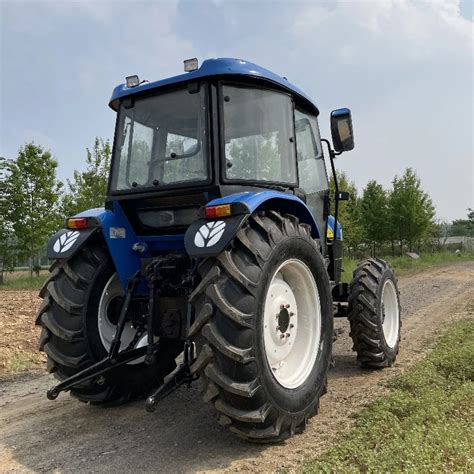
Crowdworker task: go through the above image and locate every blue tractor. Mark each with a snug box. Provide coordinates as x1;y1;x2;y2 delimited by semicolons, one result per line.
37;58;401;442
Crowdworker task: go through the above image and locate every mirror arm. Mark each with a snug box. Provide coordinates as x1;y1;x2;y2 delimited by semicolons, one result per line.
321;138;341;280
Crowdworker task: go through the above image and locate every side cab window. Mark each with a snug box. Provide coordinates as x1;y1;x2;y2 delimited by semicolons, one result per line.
295;108;329;194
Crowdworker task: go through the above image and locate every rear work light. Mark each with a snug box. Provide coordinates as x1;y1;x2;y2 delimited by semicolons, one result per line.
67;217;89;229
204;204;232;219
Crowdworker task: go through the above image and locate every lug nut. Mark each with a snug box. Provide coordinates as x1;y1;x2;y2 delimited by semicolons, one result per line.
290;324;294;329
290;312;295;317
280;304;285;310
280;334;285;339
286;333;290;338
285;304;290;309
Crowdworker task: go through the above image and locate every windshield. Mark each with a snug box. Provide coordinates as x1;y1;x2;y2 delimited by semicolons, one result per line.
110;86;208;192
222;85;296;184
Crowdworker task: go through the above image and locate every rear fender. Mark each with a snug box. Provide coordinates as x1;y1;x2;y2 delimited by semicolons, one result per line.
47;209;105;261
184;191;321;258
46;206;135;287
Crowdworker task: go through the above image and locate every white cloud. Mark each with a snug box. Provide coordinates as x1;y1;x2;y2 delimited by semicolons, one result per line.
1;0;472;219
280;0;473;219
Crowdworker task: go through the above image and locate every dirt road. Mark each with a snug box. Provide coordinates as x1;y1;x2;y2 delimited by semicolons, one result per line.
1;261;473;473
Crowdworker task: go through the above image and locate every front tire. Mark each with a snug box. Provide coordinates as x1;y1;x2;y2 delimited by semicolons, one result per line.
36;239;180;404
190;211;333;442
348;258;401;368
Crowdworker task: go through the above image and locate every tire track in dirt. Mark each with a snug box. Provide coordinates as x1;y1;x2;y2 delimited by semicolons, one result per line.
0;261;473;473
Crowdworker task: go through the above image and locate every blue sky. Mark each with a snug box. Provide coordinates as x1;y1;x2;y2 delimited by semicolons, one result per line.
1;0;472;220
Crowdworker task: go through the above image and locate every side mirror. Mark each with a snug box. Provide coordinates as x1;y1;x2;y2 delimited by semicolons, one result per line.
330;108;354;153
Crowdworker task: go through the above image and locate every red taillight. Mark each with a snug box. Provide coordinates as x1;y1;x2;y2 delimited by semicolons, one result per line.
67;217;89;229
204;204;232;219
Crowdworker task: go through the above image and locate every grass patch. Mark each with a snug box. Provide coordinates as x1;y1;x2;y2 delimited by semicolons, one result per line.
8;354;39;373
342;251;474;283
1;269;48;290
303;320;474;473
1;274;47;290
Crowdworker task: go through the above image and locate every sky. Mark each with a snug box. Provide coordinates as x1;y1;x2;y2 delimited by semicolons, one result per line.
0;0;472;221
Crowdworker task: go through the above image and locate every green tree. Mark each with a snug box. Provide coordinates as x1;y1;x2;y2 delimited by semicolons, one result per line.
329;171;363;253
388;168;435;253
0;157;17;284
5;143;63;275
449;208;474;237
62;137;111;216
360;180;389;256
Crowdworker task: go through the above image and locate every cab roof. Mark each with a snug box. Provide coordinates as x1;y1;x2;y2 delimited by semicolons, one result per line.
109;58;319;115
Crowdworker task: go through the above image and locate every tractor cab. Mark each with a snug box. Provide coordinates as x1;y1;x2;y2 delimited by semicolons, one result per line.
106;58;353;267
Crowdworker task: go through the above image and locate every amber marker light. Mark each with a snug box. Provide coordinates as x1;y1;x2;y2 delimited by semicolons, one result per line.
67;217;89;229
204;204;232;219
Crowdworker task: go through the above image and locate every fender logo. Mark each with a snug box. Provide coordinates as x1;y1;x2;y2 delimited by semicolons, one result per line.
53;231;80;254
194;221;226;248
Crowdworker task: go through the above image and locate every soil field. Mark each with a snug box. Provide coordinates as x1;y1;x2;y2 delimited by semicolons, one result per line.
0;261;473;473
0;290;45;374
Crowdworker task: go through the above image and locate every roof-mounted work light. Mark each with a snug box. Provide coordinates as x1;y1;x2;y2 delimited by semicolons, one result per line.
184;58;198;72
126;75;140;88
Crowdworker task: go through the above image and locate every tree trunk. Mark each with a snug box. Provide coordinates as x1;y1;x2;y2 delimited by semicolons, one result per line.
391;240;395;257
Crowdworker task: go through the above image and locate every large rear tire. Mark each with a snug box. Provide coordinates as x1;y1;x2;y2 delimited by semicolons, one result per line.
348;258;401;368
36;238;180;404
189;211;333;442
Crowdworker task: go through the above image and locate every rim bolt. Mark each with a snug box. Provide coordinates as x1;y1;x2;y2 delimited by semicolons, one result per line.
285;304;290;309
290;324;294;329
290;312;295;317
280;304;285;310
280;334;285;339
286;333;290;338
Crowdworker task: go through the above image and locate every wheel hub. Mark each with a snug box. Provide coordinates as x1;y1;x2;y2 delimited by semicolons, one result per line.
277;305;290;333
263;259;321;389
97;273;147;364
381;279;400;348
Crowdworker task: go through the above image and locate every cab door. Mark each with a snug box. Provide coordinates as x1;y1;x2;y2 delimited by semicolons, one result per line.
295;108;329;244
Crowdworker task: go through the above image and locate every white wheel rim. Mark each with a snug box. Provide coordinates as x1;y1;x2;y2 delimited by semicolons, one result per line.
263;259;321;389
381;279;400;348
97;273;148;365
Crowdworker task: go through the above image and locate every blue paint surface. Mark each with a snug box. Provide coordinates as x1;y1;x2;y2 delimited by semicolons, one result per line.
327;214;343;240
109;58;318;114
76;203;184;291
76;190;329;289
207;190;322;239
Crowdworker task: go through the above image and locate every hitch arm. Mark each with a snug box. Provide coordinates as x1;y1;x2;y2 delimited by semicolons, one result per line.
109;271;140;359
46;346;150;400
46;270;142;400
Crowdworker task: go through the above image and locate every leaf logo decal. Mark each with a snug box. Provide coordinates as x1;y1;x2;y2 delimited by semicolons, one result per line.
194;221;226;248
53;231;81;254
